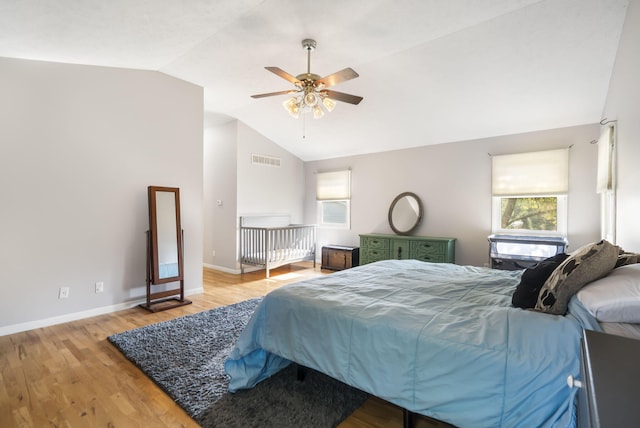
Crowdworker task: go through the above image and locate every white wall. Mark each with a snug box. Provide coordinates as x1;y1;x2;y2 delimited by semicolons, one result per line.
203;118;238;271
0;57;203;333
237;122;305;222
203;120;305;272
304;124;602;267
602;0;640;252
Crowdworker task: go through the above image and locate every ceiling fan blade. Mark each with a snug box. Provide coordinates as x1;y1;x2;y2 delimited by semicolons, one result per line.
265;67;300;84
324;90;363;105
317;68;359;88
251;90;297;99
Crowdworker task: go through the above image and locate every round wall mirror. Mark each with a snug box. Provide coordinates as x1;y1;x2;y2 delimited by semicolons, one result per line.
388;192;423;235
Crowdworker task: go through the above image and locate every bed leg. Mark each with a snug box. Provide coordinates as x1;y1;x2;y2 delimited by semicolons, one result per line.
296;364;307;381
403;408;415;428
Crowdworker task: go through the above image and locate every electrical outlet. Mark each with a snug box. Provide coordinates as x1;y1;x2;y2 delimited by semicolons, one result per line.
212;250;216;257
95;281;104;293
59;287;70;299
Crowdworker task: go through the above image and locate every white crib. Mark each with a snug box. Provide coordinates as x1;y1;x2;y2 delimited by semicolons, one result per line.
239;216;316;278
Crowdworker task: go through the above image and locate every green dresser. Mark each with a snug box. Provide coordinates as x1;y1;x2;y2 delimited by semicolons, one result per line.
359;234;456;265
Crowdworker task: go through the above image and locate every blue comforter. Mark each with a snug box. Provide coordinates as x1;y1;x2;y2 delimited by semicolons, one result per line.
225;260;600;427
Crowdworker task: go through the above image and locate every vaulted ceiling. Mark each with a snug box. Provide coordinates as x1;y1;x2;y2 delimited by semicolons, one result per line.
0;0;628;160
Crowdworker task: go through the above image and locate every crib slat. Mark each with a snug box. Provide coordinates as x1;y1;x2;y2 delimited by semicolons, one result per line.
239;219;316;278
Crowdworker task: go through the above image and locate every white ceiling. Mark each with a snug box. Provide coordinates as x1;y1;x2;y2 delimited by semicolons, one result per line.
0;0;629;161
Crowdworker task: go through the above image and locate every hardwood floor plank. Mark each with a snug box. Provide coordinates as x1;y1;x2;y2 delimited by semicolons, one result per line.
11;406;33;428
1;263;448;427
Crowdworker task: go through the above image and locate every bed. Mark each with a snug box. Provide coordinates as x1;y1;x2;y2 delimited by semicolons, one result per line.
225;241;638;427
239;215;316;278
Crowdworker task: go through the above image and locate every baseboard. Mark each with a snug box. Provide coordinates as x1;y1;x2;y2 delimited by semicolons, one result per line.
0;286;204;337
203;262;245;274
201;262;317;275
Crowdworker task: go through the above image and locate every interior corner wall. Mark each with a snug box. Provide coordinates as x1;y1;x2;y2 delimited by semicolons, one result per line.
203;120;305;273
303;124;601;267
236;122;305;223
203;119;238;271
602;0;640;252
0;57;203;333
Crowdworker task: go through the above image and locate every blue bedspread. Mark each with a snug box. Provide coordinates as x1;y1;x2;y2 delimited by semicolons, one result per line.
225;260;600;428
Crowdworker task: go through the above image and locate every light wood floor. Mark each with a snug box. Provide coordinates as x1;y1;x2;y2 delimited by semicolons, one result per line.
1;263;450;428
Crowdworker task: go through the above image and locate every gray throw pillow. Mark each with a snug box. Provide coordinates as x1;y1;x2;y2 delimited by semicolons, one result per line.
615;252;639;268
535;240;619;315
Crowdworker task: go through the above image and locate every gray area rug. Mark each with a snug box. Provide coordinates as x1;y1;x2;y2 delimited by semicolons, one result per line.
108;298;369;427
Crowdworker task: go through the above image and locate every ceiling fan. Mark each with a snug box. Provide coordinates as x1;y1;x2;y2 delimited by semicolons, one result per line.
251;39;363;119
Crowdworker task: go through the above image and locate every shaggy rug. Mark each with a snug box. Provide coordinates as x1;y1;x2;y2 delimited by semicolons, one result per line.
108;298;369;427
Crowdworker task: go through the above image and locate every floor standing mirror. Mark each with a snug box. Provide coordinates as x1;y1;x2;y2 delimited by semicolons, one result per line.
140;186;192;312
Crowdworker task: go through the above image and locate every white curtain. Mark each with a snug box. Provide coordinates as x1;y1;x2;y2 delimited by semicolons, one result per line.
596;125;616;242
596;126;613;193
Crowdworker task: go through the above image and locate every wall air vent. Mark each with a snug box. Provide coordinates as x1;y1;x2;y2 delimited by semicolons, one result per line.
251;153;281;167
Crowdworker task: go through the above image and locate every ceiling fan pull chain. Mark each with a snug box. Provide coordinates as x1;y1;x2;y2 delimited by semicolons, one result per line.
302;113;306;139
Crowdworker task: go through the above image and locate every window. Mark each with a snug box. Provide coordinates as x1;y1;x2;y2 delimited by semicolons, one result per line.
491;149;568;236
492;195;567;234
319;200;350;226
316;170;351;229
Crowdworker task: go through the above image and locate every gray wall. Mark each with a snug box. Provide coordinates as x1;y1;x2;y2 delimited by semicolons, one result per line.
603;0;640;252
0;57;204;333
237;122;305;223
203;120;305;273
304;124;602;266
203;119;238;271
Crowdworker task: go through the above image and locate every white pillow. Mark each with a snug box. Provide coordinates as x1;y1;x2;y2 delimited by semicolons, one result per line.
576;263;640;323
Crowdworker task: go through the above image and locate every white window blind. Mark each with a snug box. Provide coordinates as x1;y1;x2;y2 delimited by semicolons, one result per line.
316;170;351;200
492;148;569;196
596;126;613;193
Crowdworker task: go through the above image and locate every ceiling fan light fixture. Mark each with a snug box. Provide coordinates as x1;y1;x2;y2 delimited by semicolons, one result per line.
303;91;318;107
283;97;300;118
312;105;324;119
322;96;336;112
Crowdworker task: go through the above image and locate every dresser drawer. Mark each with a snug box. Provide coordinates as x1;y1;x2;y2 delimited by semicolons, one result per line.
410;240;446;256
413;253;446;263
362;248;390;263
361;236;390;250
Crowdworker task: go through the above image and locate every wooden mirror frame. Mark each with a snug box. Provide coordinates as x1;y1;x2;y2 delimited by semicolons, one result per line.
388;192;423;235
140;186;191;312
149;186;183;284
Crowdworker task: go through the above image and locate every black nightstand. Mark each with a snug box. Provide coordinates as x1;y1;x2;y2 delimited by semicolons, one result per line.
321;245;359;271
578;329;640;428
